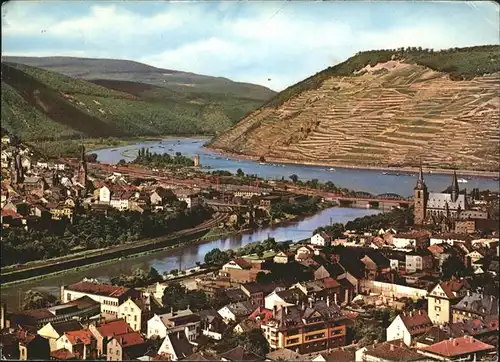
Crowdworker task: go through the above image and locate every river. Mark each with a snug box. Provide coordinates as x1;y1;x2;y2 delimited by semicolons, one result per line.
1;207;379;310
91;138;499;197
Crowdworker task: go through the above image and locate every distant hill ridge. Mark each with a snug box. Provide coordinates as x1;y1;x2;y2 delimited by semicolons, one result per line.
0;58;275;143
2;56;276;100
209;45;500;172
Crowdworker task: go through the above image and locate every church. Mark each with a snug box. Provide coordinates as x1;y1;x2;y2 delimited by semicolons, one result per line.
413;166;476;226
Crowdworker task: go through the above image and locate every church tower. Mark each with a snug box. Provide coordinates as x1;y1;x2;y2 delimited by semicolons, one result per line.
77;145;87;187
414;162;428;225
451;171;459;202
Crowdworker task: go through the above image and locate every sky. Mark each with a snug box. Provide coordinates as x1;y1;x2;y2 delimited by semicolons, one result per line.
2;0;499;91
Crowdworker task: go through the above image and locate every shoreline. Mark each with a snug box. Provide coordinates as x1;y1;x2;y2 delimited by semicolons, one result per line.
204;146;499;178
1;206;333;289
86;135;212;153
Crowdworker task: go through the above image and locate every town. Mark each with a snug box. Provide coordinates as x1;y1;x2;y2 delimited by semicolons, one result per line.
0;132;499;362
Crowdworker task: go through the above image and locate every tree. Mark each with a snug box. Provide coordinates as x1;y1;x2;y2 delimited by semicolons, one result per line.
147;266;162;283
162;281;210;312
239;329;269;357
204;248;230;266
117;159;127;166
22;290;58;310
442;254;467;278
289;174;299;183
236;168;245;177
212;289;230;309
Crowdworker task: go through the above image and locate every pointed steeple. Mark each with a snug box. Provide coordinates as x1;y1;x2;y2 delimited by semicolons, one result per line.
451;170;459;202
415;159;426;190
419;159;425;183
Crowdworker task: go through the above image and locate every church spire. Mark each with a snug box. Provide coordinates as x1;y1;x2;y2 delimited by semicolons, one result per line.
419;159;424;184
415;158;426;190
451;170;459;202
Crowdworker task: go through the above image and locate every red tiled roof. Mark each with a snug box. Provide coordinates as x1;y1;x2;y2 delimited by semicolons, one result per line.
96;319;132;338
1;208;22;219
247;307;273;325
112;331;145;347
66;281;130;298
232;258;252;269
422;336;495;357
65;329;94;345
321;277;341;289
439;279;469;299
365;340;422;361
51;348;76;360
400;310;433;336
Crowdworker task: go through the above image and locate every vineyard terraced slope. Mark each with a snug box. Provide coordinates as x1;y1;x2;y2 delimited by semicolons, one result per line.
209;46;500;172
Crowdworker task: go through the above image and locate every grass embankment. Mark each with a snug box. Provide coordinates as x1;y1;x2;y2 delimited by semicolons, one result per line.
1;228;215;288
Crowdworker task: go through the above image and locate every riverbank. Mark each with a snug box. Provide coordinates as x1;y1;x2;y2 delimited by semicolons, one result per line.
87;135;212;153
205;146;499;178
0;204;334;287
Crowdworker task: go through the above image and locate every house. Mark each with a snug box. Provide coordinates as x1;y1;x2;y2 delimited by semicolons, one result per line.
150;187;176;208
427;279;470;325
55;328;97;360
386;310;433;346
147;309;200;341
218;301;257;323
260;299;348;354
265;348;303;361
110;191;132;211
240;283;285;307
107;331;147;361
360;253;391;280
417;336;496;361
295;245;314;261
311;349;355;362
451;293;498;323
311;232;332;248
8;296;100;328
427;244;453;271
61;281;141;319
156;331;195;361
221;258;262;284
118;295;158;332
99;186;112;204
19;334;51;361
235;306;273;334
405;250;434;273
385;251;407;272
37;320;83;351
89;318;132;357
355;340;425;362
273;251;295;264
177;193;200;209
291;278;344;305
264;289;305;310
198;309;226;340
465;250;485;269
217;346;263;361
415;315;499;348
50;348;78;360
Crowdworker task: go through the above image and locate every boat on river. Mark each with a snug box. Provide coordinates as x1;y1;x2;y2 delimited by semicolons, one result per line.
458;178;468;183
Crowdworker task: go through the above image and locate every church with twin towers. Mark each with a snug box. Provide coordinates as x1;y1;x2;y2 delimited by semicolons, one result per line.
413;166;487;226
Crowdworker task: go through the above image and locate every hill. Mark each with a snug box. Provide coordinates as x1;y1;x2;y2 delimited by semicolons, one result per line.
2;56;276;100
209;45;500;172
0;60;275;144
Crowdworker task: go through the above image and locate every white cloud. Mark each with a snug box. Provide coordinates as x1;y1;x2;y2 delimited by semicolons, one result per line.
2;50;88;57
2;1;499;91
